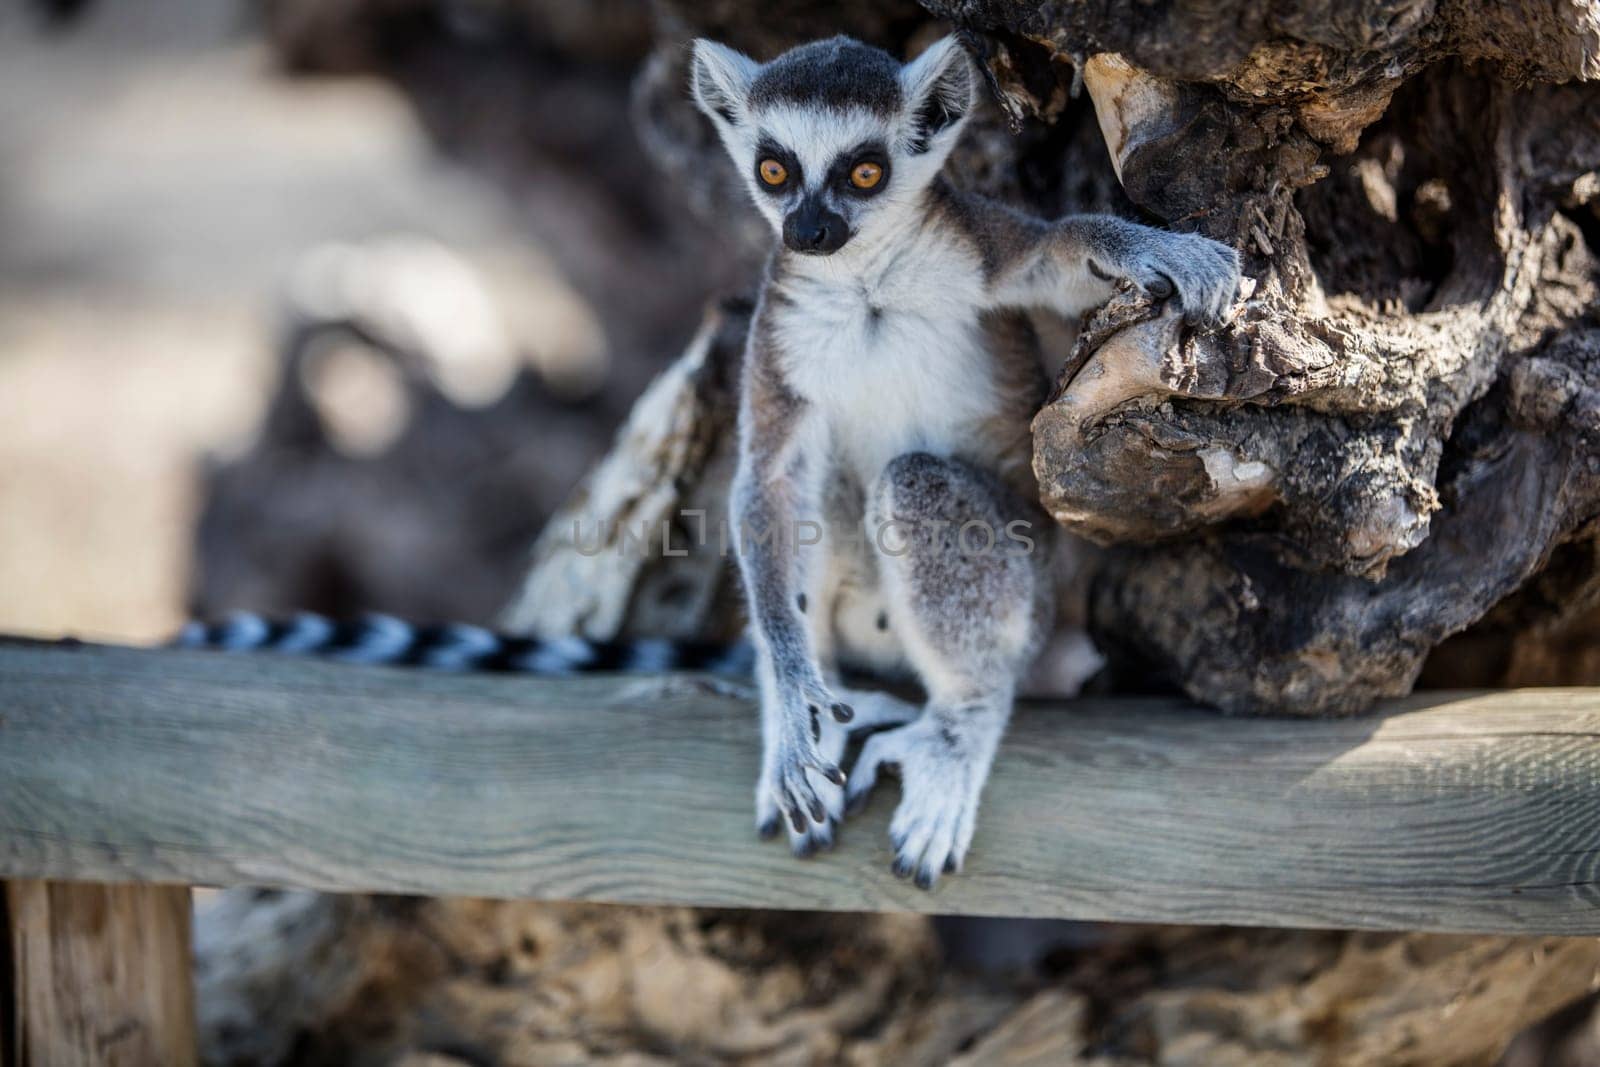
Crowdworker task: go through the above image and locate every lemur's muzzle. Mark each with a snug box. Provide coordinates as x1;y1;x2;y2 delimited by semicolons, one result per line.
783;198;850;255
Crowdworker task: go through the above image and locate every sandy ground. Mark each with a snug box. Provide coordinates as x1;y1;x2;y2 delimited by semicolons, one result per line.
0;2;592;642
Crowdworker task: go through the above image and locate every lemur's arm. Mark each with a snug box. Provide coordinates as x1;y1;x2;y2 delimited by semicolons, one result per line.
733;321;853;832
954;191;1242;326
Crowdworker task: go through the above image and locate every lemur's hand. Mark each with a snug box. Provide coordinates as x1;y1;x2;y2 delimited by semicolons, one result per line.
1126;230;1242;328
758;671;854;842
758;685;921;856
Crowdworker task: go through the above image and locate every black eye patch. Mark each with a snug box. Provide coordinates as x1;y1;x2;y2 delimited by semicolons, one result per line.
828;140;891;198
753;137;801;194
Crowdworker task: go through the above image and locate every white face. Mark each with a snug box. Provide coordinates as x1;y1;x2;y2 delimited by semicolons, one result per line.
690;36;974;257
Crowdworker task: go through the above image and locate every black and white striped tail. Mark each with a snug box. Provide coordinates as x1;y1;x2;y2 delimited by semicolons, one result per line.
173;612;754;676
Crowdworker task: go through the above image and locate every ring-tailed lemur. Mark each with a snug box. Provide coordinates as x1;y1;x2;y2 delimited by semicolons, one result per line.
688;34;1241;887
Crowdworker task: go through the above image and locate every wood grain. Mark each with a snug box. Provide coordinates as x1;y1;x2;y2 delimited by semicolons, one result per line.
1;641;1598;933
6;880;196;1067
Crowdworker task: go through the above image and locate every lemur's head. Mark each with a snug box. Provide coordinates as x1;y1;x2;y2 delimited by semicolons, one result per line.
689;34;976;256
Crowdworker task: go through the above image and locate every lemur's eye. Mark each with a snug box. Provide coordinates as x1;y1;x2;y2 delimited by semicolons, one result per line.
850;161;883;189
759;159;788;186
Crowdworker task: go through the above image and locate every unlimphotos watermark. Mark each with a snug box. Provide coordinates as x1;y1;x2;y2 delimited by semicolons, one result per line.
570;509;1035;559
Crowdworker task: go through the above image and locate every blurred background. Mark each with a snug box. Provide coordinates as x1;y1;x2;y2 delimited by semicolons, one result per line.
5;0;1600;1064
0;0;735;642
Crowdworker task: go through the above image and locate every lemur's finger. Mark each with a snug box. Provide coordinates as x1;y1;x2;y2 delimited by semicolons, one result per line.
890;803;939;879
915;809;961;890
778;773;810;828
782;762;830;826
791;815;837;858
805;759;845;787
846;735;896;812
949;800;978;873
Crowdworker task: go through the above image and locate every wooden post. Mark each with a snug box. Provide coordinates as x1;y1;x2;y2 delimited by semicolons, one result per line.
4;881;196;1067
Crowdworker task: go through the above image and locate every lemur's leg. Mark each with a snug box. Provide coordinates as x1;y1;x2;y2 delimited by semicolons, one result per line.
758;513;921;855
755;504;849;855
733;339;859;845
847;452;1051;888
806;499;921;734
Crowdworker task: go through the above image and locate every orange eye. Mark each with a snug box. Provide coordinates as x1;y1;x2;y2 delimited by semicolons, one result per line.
759;159;788;186
850;161;883;189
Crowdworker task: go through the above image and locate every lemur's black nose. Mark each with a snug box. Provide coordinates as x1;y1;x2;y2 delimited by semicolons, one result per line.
784;199;850;255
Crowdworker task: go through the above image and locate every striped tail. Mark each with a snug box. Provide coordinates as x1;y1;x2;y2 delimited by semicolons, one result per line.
173;612;754;677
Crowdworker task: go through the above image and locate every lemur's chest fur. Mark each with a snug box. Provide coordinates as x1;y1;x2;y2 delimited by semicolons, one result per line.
760;225;1041;678
768;228;1004;488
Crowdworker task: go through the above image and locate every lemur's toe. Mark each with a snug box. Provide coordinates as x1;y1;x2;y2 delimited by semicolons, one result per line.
791;820;834;857
757;815;781;840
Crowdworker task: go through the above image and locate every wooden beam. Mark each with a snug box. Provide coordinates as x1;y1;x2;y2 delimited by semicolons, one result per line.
5;881;196;1067
1;641;1598;934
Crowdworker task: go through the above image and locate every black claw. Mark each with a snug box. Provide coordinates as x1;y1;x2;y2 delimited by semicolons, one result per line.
1148;273;1175;298
758;816;780;840
810;708;821;742
787;805;807;835
820;764;845;787
831;701;854;723
914;868;935;891
891;856;914;880
793;835;820;859
943;855;958;874
807;796;827;823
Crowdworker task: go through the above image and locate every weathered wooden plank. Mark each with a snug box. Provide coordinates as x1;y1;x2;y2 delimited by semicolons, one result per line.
6;880;196;1067
0;641;1598;933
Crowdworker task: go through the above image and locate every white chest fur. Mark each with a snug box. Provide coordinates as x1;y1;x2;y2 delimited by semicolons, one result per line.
770;232;999;486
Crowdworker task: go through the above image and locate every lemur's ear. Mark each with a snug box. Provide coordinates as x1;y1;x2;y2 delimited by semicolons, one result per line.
690;39;759;128
900;36;976;154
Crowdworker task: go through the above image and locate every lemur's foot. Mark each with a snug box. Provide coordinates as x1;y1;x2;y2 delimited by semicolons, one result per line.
1125;230;1242;328
846;715;992;890
755;688;920;857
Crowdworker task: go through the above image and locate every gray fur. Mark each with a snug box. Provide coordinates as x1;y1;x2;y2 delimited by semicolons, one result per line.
693;34;1243;882
749;36;903;116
